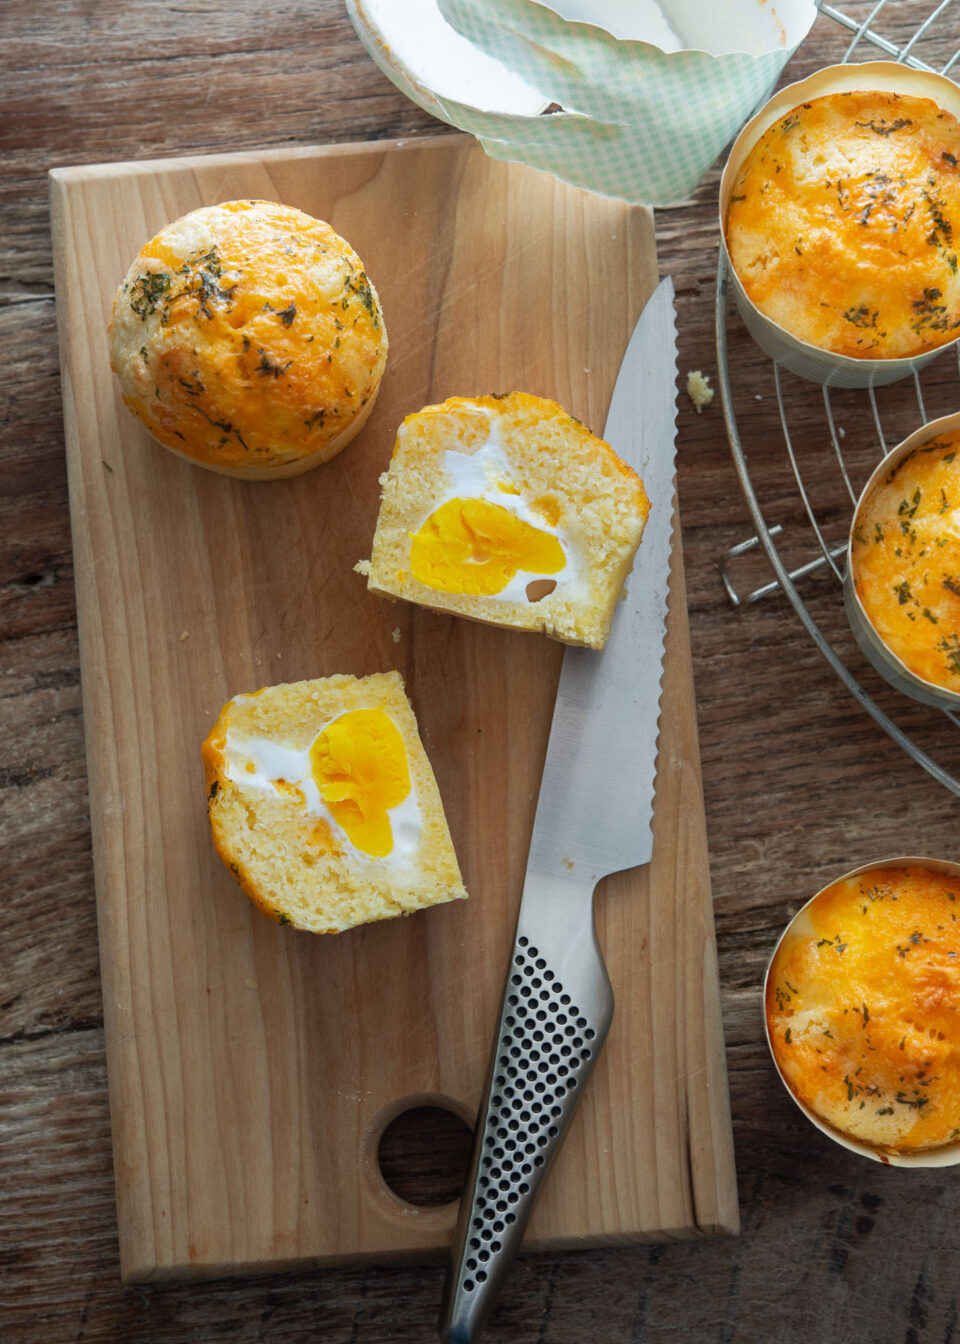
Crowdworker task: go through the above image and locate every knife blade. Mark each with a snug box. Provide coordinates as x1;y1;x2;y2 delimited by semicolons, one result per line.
439;276;679;1343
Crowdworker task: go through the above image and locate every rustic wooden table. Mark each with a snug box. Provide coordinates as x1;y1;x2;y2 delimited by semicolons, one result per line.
4;2;960;1340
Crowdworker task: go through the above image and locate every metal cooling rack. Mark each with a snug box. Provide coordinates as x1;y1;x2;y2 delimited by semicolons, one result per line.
717;0;960;796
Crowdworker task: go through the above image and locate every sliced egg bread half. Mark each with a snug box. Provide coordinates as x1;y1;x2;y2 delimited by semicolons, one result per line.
363;392;650;649
202;672;466;934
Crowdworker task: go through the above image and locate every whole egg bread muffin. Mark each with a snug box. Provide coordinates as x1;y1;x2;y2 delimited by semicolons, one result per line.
362;393;650;650
767;865;960;1154
202;672;466;934
851;428;960;694
108;200;388;478
726;91;960;360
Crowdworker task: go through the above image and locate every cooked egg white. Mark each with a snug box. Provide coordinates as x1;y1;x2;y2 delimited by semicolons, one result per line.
408;416;585;602
222;707;421;861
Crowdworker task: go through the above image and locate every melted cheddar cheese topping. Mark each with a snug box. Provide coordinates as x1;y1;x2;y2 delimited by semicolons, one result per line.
852;430;960;692
108;199;387;472
727;91;960;359
767;866;960;1153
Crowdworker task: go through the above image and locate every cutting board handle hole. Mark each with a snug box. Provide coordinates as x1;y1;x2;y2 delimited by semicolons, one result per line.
376;1104;473;1208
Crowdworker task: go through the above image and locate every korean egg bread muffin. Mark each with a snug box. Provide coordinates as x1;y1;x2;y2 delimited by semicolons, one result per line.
767;865;960;1154
108;199;388;479
202;672;467;934
851;429;960;693
726;91;960;359
363;392;650;650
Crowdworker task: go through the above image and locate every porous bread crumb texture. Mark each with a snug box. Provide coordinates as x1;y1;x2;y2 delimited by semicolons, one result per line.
685;369;714;413
852;429;960;692
726;91;960;360
365;392;650;649
108;199;388;478
766;865;960;1154
201;672;466;934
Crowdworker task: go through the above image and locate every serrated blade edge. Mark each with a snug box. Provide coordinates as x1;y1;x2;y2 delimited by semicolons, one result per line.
526;277;679;883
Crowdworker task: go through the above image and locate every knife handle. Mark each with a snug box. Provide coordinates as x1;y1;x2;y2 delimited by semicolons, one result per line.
439;890;614;1343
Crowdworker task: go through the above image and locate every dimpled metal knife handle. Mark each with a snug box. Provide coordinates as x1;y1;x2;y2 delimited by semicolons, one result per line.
439;891;614;1343
440;279;676;1343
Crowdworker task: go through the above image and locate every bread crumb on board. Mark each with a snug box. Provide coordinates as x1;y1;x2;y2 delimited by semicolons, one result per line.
686;369;714;414
354;559;372;577
391;627;402;644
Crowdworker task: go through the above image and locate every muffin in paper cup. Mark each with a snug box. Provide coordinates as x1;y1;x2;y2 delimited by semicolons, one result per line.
721;62;960;388
844;412;960;711
764;857;960;1167
349;0;816;205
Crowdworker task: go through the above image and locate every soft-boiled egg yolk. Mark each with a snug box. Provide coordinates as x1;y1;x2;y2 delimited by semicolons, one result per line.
309;708;411;858
409;496;565;596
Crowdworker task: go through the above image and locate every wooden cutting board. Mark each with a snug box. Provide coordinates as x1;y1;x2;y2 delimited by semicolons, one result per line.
50;135;738;1282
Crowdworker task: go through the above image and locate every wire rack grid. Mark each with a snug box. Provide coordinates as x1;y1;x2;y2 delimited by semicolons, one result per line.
717;0;960;796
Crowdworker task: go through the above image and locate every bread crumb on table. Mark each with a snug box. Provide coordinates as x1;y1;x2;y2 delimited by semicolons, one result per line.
685;369;714;414
391;627;401;644
354;559;372;577
179;629;190;641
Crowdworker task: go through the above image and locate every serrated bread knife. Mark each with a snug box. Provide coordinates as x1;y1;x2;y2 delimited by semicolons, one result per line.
439;277;679;1343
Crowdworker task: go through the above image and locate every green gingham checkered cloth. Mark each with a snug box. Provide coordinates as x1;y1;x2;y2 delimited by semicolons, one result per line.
348;0;814;204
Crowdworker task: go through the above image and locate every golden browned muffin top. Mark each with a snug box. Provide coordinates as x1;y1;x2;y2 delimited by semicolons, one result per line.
767;865;960;1153
726;91;960;359
852;428;960;692
108;199;387;476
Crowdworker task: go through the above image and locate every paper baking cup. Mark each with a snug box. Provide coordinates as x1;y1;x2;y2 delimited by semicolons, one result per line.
349;0;815;204
764;857;960;1168
720;61;960;388
843;412;960;711
345;0;548;121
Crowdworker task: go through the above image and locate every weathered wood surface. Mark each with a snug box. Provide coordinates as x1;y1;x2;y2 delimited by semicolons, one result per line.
3;1;960;1339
